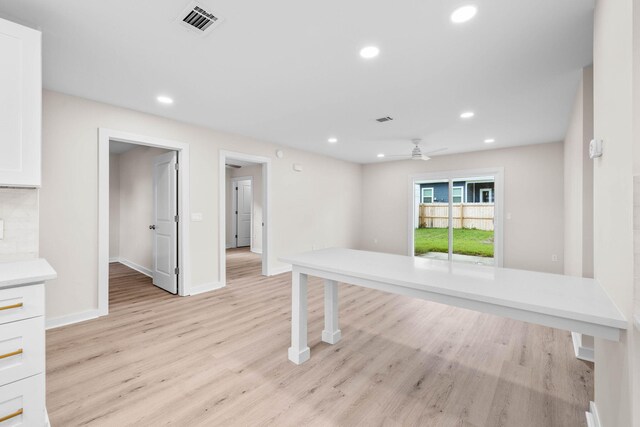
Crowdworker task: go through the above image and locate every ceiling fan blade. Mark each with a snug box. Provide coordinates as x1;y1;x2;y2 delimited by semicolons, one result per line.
384;155;411;158
420;155;431;161
422;147;448;155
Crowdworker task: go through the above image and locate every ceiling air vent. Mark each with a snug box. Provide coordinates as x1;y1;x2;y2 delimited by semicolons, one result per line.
376;116;394;123
178;2;224;36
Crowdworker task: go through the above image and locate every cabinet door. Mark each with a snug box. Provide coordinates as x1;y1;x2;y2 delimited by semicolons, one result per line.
0;18;41;187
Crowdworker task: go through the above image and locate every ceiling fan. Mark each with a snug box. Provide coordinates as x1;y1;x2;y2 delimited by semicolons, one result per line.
386;138;447;161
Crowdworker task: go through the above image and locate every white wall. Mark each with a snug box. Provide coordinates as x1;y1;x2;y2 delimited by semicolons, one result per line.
563;65;594;279
117;145;172;271
40;90;362;320
226;164;263;253
592;0;638;425
108;153;120;260
0;188;38;262
360;142;564;274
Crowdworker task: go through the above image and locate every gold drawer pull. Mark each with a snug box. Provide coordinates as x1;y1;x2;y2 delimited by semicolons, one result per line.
0;408;23;422
0;349;22;360
0;303;22;312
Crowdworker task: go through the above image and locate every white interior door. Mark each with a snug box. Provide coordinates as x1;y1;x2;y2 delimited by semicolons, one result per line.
236;179;252;247
152;151;178;294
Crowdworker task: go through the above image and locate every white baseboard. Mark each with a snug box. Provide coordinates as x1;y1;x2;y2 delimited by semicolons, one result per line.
189;282;225;295
250;247;262;254
268;264;292;276
109;257;119;263
46;309;101;330
586;401;601;427
118;258;152;278
572;332;595;363
226;242;235;249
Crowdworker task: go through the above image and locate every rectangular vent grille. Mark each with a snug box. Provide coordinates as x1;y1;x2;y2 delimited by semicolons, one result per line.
376;116;394;123
183;6;218;31
178;2;224;35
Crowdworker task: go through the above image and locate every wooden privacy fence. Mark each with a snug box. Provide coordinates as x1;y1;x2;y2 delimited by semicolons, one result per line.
418;203;494;231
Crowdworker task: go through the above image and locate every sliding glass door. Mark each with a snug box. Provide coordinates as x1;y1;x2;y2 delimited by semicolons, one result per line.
412;170;501;266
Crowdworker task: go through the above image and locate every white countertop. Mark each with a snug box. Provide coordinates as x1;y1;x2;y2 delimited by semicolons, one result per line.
0;258;57;289
280;248;627;331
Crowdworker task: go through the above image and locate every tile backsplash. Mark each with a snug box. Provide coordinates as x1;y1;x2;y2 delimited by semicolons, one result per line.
0;188;38;262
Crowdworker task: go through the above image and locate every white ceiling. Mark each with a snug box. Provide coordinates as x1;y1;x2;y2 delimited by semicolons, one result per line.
0;0;594;163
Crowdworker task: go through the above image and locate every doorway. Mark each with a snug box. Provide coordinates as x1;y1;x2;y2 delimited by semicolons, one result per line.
219;151;271;286
98;129;191;317
409;168;504;267
224;160;263;281
108;142;178;294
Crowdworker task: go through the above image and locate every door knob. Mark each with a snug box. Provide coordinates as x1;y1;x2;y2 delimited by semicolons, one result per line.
149;225;156;230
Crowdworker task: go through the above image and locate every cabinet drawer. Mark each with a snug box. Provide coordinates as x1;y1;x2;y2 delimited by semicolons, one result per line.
0;285;44;326
0;317;44;387
0;374;44;426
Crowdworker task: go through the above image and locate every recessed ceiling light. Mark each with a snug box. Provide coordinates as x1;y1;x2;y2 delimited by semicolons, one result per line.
377;153;385;158
484;138;495;144
328;137;338;143
451;5;477;23
359;46;380;59
460;111;475;119
157;95;174;105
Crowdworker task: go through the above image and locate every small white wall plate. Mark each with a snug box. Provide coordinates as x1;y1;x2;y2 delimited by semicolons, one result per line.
589;139;603;159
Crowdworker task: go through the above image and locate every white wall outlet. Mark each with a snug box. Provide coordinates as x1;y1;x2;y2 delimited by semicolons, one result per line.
191;213;203;222
551;254;558;262
0;219;3;240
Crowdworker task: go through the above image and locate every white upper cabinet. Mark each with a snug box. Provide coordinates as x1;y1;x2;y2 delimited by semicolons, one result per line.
0;18;41;187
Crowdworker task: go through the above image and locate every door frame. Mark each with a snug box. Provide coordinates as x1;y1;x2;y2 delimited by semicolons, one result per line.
98;128;191;317
219;150;271;285
229;175;253;249
407;167;504;267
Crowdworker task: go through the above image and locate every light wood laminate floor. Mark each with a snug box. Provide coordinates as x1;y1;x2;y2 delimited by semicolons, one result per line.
46;248;593;426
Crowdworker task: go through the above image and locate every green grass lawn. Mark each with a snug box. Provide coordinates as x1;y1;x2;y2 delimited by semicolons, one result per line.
414;228;494;257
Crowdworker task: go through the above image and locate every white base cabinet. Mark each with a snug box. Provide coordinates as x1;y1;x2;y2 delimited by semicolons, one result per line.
0;260;56;427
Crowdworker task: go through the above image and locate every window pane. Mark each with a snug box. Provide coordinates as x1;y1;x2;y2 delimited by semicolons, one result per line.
421;188;434;203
